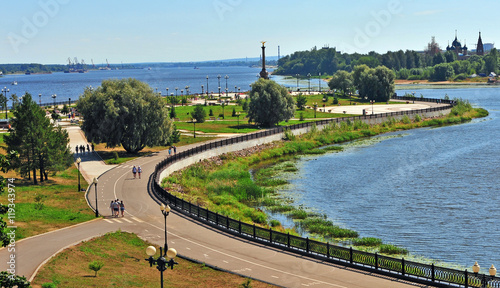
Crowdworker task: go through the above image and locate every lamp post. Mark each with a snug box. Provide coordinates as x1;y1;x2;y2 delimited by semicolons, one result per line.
307;73;311;94
39;94;42;106
313;102;317;118
76;157;81;191
185;86;190;98
175;87;178;97
318;72;321;93
145;246;178;288
52;94;57;108
93;177;99;217
192;118;197;138
235;85;237;98
370;100;375;115
160;203;171;252
2;87;10;119
201;85;204;95
295;74;300;92
166;88;169;99
206;75;209;98
224;75;229;98
217;74;221;97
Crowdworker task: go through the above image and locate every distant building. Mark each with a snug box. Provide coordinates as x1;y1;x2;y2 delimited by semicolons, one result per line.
484;43;495;53
446;30;468;59
476;32;484;56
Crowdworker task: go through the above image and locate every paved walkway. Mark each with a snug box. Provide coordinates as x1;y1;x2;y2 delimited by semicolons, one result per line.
0;115;430;287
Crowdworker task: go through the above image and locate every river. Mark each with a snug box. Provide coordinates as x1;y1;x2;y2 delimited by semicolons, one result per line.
272;86;500;269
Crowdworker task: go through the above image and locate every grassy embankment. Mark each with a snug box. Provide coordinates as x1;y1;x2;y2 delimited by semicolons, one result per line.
32;231;277;288
162;99;488;256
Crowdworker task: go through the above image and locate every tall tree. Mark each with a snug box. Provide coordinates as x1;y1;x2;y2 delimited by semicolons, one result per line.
4;93;71;184
191;104;206;123
328;70;353;97
355;66;395;102
247;79;295;127
77;78;173;153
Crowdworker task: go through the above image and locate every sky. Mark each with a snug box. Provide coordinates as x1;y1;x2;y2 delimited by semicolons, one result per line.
1;0;498;64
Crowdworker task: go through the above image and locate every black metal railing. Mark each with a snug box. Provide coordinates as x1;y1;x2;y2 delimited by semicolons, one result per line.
150;97;498;287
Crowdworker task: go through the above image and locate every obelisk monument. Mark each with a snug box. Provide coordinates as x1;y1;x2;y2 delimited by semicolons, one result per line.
259;41;269;79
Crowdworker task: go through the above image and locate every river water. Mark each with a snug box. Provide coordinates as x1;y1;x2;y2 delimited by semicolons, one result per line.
274;86;500;269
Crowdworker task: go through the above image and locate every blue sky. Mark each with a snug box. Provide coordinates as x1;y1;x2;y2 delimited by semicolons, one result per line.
1;0;498;64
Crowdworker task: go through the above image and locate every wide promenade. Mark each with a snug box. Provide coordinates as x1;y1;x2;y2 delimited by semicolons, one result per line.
0;102;446;287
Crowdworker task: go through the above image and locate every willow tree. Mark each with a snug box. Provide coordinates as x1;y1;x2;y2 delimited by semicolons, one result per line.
247;79;295;127
77;78;173;153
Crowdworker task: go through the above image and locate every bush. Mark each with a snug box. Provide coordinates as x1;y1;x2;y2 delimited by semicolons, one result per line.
209;108;213;116
379;244;408;255
269;219;281;227
333;97;339;105
299;112;304;121
113;151;119;160
352;237;383;247
42;283;57;288
414;114;422;122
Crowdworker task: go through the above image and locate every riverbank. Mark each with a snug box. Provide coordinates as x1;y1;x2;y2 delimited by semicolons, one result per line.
161;100;487;257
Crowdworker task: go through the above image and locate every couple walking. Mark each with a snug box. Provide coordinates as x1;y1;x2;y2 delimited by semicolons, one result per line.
110;199;125;217
132;165;142;179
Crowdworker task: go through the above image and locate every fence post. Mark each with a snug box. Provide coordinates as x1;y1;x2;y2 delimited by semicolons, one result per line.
431;263;435;282
375;253;378;270
326;242;330;258
253;224;256;238
226;216;229;229
306;237;309;253
350;247;353;264
402;258;405;276
287;232;290;248
238;220;241;234
215;212;218;226
269;228;272;244
465;269;468;288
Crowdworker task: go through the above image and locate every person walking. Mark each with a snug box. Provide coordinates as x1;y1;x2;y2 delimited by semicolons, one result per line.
75;146;79;154
91;143;95;152
173;146;177;154
132;165;137;178
87;144;90;153
120;201;125;217
112;200;120;217
109;201;114;216
137;166;142;179
168;147;172;156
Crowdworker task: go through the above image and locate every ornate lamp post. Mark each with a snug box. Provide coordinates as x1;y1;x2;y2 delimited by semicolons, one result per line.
234;85;237;98
76;157;81;191
206;75;209;98
370;100;375;115
175;87;178;97
217;75;221;98
160;203;171;252
93;177;99;217
145;246;178;288
39;94;42;106
2;87;10;119
166;88;169;99
201;85;204;96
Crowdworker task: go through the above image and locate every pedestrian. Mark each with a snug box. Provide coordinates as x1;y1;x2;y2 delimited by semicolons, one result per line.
75;146;79;154
173;146;177;154
112;200;120;217
109;201;114;216
132;165;137;178
91;143;95;152
168;147;172;156
81;145;85;153
87;144;90;152
120;201;125;217
138;166;142;179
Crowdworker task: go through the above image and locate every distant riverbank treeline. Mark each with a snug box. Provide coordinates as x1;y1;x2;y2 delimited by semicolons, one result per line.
275;47;499;81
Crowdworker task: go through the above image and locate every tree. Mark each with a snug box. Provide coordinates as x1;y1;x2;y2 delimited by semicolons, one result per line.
356;66;395;102
167;124;181;146
0;271;30;288
328;70;353;97
5;93;72;184
77;79;173;154
432;63;454;81
295;93;307;110
191;104;206;123
247;79;295;127
88;260;104;277
484;48;498;74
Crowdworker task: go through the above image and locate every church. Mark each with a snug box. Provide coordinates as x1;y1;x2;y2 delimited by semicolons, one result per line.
446;30;468;59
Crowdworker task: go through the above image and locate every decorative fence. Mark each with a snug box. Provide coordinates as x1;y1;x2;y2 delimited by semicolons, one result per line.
151;97;497;288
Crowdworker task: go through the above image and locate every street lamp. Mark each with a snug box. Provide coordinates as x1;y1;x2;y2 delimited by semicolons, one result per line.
307;73;311;94
76;157;81;192
224;75;229;97
201;85;204;95
175;87;178;97
318;72;322;93
38;94;42;106
217;75;221;97
145;246;178;288
2;87;10;119
52;94;57;108
235;85;237;98
166;88;169;98
93;177;99;217
192;118;197;138
313;102;317;118
370;100;375;115
295;74;300;92
206;75;209;98
160;203;171;252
